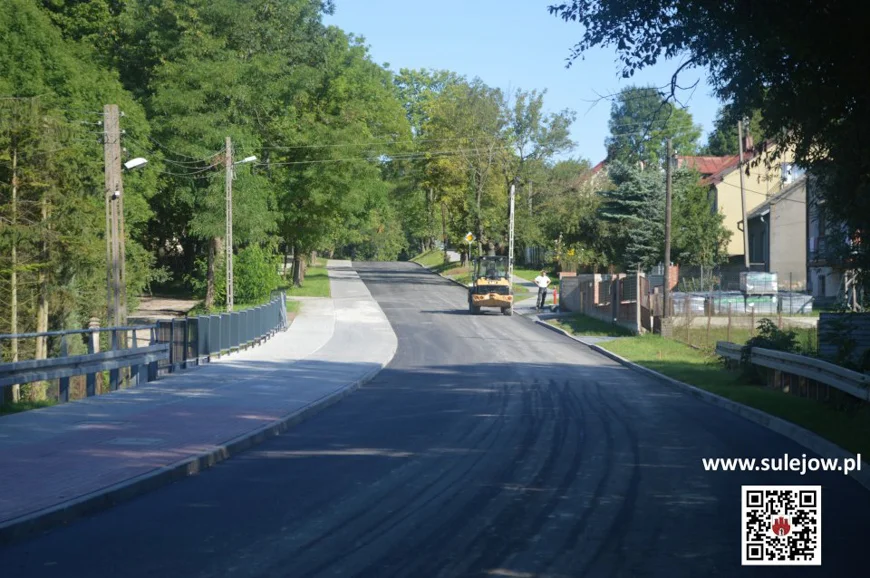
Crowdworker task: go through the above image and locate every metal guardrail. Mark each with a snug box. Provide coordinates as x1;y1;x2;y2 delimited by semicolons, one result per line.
0;291;288;405
715;341;744;361
715;340;870;402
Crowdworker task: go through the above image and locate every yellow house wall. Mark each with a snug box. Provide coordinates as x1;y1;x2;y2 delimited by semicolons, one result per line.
715;146;795;256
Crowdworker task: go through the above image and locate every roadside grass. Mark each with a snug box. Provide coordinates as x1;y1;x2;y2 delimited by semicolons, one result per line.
282;266;330;298
668;319;818;354
286;300;301;314
596;334;870;458
549;313;634;337
412;250;448;268
0;399;55;416
513;267;557;282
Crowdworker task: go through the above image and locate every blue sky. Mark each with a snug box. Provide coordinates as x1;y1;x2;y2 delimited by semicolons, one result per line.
324;0;724;164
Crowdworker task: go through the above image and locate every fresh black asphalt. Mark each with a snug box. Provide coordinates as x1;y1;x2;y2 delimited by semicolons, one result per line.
3;262;868;577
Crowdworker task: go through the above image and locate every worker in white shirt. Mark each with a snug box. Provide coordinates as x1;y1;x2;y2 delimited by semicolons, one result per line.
534;270;551;310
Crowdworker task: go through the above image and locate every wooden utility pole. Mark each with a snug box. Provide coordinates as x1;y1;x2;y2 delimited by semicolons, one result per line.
738;119;750;269
663;138;673;319
441;201;448;264
225;136;234;312
104;104;124;327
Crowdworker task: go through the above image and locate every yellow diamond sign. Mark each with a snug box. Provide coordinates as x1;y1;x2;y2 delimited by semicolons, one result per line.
465;232;475;243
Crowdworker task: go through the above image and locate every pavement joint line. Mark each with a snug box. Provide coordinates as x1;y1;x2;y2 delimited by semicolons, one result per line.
534;318;870;492
0;263;398;547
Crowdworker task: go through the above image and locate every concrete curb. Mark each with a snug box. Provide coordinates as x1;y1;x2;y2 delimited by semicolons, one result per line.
0;296;399;547
535;318;870;492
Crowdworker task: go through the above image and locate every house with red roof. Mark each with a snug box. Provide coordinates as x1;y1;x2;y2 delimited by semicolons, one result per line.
676;136;799;261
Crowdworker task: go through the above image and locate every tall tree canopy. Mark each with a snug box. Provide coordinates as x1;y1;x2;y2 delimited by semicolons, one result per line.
703;106;766;157
606;86;700;168
549;0;870;280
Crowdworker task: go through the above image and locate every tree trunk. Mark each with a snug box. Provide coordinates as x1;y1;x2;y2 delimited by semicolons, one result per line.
292;243;304;287
5;144;20;404
205;236;218;310
31;187;49;402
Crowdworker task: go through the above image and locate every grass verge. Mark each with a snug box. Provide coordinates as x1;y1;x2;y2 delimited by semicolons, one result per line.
412;250;447;268
513;267;557;282
667;319;818;354
596;334;870;457
549;313;634;337
0;399;55;416
282;266;330;298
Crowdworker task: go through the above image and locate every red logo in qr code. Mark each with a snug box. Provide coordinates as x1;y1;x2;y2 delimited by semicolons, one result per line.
742;485;821;566
772;516;791;536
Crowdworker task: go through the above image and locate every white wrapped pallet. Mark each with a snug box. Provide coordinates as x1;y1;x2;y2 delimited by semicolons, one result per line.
740;271;778;294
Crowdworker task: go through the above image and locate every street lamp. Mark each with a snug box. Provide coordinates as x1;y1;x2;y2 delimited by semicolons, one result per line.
236;155;257;165
108;155;148;328
124;157;148;171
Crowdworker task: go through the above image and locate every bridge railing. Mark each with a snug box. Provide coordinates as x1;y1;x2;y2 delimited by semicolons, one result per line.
0;291;288;406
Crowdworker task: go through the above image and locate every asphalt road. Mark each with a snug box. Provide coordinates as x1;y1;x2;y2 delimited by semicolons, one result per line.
4;262;869;577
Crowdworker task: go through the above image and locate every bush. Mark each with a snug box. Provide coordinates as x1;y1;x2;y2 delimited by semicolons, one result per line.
741;318;802;383
234;244;281;305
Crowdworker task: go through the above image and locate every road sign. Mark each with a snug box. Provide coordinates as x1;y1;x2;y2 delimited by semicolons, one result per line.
465;232;475;243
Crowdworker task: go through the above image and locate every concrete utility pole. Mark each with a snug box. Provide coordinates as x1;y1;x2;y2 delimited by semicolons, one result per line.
103;104;125;327
225;136;234;312
508;181;516;313
663;138;673;319
738;119;750;268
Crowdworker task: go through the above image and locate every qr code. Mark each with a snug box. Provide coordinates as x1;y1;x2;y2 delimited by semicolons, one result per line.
742;485;821;565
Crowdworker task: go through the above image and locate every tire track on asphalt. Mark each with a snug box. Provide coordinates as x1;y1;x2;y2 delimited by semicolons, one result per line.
271;381;519;578
195;379;513;578
457;378;591;577
573;381;643;577
542;381;617;572
363;380;553;578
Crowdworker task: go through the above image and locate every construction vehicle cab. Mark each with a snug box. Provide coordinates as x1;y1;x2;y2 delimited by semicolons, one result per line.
468;256;513;315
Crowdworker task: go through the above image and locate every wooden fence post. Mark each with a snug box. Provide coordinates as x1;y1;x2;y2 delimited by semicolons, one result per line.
727;303;732;342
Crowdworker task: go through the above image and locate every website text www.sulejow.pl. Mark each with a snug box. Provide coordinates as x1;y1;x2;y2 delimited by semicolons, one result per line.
702;454;863;476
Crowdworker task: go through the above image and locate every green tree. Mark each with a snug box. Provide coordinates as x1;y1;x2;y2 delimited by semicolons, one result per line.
549;0;870;283
598;162;664;270
703;106;766;156
671;169;732;268
422;78;509;257
1;0;153;400
606;86;701;168
501;89;575;253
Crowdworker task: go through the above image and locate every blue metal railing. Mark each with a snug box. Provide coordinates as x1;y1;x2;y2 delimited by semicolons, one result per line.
0;291;288;405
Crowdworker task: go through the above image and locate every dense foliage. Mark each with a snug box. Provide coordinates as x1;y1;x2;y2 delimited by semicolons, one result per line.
549;0;870;290
1;0;747;383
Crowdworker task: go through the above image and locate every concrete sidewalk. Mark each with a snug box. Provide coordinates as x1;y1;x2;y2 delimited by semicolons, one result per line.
0;260;397;543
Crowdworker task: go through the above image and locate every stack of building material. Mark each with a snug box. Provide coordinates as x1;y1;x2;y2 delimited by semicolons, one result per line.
745;295;778;314
779;292;814;314
671;292;706;315
740;272;778;294
708;291;747;315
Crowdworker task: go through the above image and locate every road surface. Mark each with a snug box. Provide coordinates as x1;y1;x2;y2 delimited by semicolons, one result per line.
3;262;867;577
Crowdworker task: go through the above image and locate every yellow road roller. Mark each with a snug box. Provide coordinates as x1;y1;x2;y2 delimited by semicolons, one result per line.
468;256;513;315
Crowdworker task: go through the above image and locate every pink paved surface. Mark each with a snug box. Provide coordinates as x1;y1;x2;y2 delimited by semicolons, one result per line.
0;264;397;527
